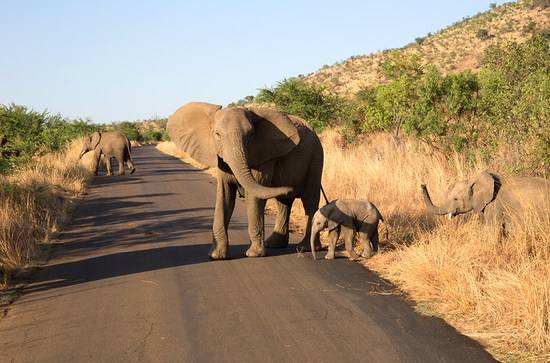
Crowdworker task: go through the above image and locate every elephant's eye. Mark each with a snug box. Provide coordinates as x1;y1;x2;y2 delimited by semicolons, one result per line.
215;131;221;138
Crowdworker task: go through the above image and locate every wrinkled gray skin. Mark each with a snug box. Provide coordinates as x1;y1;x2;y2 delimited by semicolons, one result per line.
166;102;323;260
421;171;550;233
310;199;387;260
79;131;135;176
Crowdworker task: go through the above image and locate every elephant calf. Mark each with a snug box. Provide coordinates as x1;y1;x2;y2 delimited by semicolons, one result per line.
310;199;387;260
79;131;135;176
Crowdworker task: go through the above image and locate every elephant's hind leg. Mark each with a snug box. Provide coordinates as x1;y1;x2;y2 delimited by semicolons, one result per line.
297;191;321;252
115;156;125;175
359;230;376;259
265;198;294;248
342;228;360;260
106;157;114;176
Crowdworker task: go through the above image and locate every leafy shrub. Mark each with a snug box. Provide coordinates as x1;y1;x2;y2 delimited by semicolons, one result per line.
256;76;352;132
111;121;142;142
353;33;550;175
0;104;99;173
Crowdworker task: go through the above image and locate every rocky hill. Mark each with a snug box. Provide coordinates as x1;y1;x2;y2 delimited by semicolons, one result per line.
306;0;550;96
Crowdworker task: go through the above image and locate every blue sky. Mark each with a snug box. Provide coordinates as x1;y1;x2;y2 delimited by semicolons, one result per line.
1;1;507;123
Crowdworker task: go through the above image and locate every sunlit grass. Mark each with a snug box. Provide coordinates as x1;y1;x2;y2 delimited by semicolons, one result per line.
319;130;549;361
0;137;93;287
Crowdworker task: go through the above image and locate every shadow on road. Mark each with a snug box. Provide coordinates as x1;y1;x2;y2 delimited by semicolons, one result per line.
23;244;211;294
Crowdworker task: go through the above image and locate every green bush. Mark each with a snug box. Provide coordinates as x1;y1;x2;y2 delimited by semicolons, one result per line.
354;33;550;175
111;121;142;142
256;76;352;132
0;104;100;173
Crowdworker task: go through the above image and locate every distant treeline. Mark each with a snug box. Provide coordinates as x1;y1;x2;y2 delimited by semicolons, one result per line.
0;104;169;174
252;32;550;177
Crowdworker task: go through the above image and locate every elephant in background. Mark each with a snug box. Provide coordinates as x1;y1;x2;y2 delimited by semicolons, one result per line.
79;131;136;176
166;102;324;259
310;199;387;260
421;171;550;233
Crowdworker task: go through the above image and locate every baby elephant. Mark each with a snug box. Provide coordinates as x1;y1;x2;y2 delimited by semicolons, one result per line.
310;199;387;260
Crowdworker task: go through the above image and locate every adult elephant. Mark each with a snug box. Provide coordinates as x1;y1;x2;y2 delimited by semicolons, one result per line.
421;171;550;233
167;102;324;259
79;131;136;176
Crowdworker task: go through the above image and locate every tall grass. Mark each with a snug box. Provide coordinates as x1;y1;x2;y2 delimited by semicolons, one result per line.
319;130;550;361
0;137;93;286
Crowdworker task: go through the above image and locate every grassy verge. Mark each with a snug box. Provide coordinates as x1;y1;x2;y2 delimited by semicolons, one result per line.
0;137;94;305
319;130;550;362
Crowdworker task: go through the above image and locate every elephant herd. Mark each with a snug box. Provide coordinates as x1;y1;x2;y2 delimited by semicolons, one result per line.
84;102;550;261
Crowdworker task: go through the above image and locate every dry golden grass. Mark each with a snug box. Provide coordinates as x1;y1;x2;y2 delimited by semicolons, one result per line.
0;137;93;287
318;130;549;361
156;141;217;177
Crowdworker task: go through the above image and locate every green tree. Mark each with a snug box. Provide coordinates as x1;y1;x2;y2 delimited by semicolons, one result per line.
360;52;424;142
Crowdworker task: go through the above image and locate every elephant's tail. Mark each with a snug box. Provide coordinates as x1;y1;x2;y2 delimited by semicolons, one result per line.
127;145;134;162
320;185;329;205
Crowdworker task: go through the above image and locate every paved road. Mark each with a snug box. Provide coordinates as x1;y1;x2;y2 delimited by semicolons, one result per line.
0;145;496;362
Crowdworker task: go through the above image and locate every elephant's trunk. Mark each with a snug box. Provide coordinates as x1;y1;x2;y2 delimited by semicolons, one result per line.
421;184;453;218
310;226;320;260
223;135;293;200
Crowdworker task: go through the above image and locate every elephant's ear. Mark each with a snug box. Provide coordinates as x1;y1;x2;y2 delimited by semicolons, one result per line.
166;102;221;167
326;204;345;231
91;132;101;149
246;107;300;167
472;171;495;213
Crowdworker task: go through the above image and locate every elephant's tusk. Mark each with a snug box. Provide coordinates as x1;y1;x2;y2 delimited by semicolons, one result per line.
448;213;453;220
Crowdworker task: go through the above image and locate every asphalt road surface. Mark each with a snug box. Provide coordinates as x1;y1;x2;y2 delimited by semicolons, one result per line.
0;145;497;362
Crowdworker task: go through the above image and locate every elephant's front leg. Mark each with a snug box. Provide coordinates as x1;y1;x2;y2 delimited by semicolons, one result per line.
245;194;267;257
265;198;293;248
325;228;340;259
210;174;236;260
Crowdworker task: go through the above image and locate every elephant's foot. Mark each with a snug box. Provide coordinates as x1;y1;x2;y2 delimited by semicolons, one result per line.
129;167;136;174
117;171;125;176
265;232;289;249
325;252;335;260
246;245;266;257
107;172;113;176
361;250;374;259
348;251;360;261
209;245;229;260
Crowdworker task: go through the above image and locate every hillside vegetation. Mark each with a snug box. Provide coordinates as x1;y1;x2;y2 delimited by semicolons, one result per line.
255;1;550;179
307;0;550;95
